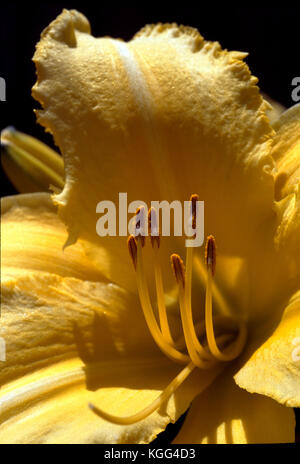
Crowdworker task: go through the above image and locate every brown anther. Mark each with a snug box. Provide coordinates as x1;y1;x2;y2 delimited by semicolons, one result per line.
171;253;185;288
127;235;138;269
205;235;216;276
135;206;146;247
190;194;199;231
148;207;160;248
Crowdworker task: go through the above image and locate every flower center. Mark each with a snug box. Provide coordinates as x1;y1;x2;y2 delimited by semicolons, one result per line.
89;195;247;425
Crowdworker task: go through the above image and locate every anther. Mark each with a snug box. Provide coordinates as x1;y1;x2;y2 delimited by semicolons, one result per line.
171;254;185;288
190;193;199;231
148;207;160;248
127;235;138;269
135;206;146;247
205;235;216;276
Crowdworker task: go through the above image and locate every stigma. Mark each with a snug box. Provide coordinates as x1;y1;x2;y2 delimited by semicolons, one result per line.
89;194;247;425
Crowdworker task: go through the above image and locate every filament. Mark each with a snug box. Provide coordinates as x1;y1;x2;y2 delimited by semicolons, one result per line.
205;266;247;361
184;246;214;361
152;241;176;346
90;202;248;426
193;255;232;318
135;239;189;364
171;254;216;369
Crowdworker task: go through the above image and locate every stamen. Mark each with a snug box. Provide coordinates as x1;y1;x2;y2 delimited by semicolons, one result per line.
185;246;214;361
175;322;235;353
148;208;175;346
184;197;214;361
170;254;185;288
193;255;232;318
190;193;199;232
135;206;146;247
148;207;160;248
93;207;248;426
171;254;216;369
205;236;247;361
205;235;216;276
129;216;189;364
89;362;195;425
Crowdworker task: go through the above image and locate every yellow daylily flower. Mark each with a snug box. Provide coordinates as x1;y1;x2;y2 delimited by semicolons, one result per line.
1;9;299;444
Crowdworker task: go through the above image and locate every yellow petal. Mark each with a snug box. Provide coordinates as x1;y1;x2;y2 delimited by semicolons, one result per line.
32;9;275;291
0;272;222;444
1;193;105;283
262;93;285;125
268;105;300;282
0;358;220;444
272;103;300;199
173;370;295;444
234;290;300;407
1;127;64;193
274;189;300;282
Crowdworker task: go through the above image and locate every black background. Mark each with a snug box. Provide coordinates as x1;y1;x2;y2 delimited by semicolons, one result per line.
0;3;299;443
1;4;300;195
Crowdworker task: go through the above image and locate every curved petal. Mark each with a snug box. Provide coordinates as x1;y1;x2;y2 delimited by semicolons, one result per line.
273;103;300;199
234;290;300;408
1;193;106;283
274;188;300;282
262;93;285;126
32;9;275;291
272;105;300;281
0;272;222;444
0;357;220;444
173;370;295;444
